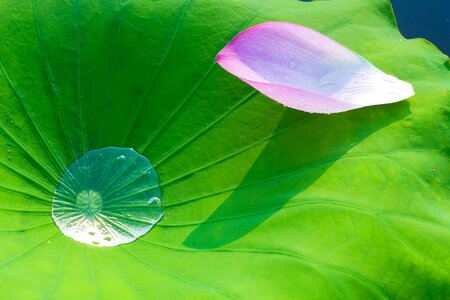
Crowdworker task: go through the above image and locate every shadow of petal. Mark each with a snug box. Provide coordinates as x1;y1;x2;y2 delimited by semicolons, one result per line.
184;100;410;249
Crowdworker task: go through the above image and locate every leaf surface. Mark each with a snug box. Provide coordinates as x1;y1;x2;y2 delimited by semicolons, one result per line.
0;0;449;299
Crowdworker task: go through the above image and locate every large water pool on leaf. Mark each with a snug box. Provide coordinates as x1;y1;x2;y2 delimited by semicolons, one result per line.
52;147;163;247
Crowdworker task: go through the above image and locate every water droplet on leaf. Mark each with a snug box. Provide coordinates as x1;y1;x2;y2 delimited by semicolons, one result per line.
52;147;163;247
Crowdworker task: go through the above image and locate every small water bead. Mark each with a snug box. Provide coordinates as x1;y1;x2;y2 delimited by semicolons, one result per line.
288;60;297;69
52;147;163;247
383;74;399;83
380;74;403;94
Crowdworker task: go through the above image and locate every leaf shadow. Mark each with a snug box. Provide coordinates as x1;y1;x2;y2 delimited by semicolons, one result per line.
184;101;410;249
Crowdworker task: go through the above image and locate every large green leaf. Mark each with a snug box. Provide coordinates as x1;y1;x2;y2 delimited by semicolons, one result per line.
0;0;449;299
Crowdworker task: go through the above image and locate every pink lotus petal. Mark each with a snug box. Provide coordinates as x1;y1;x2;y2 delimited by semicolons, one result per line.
215;22;414;113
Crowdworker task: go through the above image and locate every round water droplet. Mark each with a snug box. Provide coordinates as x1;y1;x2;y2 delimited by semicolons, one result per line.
288;60;297;69
283;75;291;82
52;147;163;247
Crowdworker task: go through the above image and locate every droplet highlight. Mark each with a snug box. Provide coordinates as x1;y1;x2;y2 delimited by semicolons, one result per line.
383;74;399;83
52;147;163;247
288;60;297;69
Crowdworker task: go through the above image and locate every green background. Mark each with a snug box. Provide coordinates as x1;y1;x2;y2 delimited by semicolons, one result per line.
0;0;449;299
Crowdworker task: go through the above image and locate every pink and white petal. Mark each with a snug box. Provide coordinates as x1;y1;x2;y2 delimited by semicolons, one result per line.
241;78;358;113
216;22;414;113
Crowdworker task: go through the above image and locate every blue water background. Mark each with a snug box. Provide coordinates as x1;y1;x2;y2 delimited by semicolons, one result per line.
390;0;449;55
299;0;449;55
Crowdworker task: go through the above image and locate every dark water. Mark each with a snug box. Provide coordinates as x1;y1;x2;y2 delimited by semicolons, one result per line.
389;0;449;55
299;0;449;55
